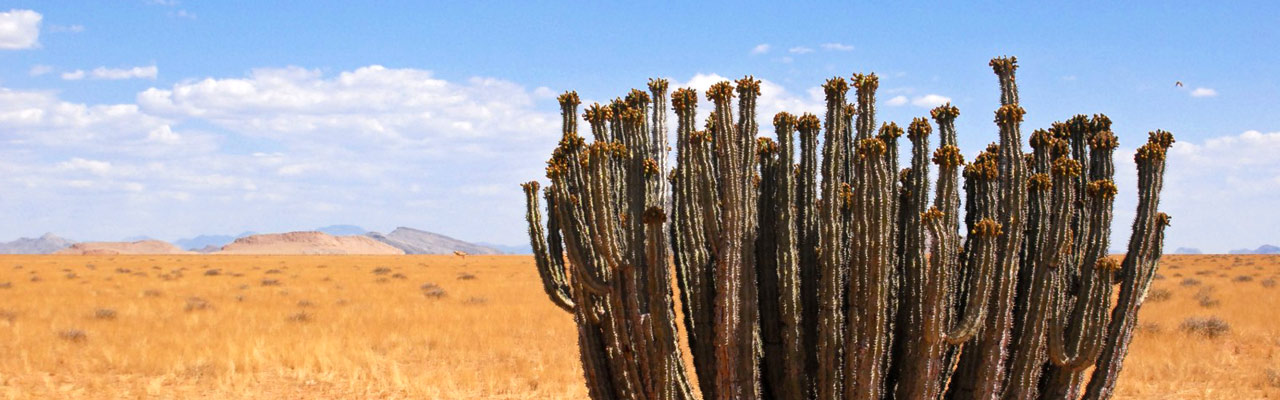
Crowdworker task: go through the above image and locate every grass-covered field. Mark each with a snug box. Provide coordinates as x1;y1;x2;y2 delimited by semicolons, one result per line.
0;254;1276;399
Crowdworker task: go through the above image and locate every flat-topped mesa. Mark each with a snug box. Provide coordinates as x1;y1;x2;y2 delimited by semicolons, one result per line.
520;57;1172;400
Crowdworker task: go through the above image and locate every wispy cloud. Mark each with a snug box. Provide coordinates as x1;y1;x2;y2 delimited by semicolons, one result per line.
0;9;41;50
60;70;86;80
1190;87;1217;98
28;64;53;76
789;46;814;54
750;43;771;55
885;95;908;106
820;42;853;51
62;65;158;80
48;24;85;33
92;65;158;80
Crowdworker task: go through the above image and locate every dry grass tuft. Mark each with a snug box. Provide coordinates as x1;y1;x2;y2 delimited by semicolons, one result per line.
1262;278;1277;288
457;272;477;280
421;282;447;298
1180;316;1230;338
287;311;311;323
57;329;87;342
1180;277;1201;286
93;308;117;320
1193;286;1220;308
261;278;281;286
1146;287;1172;302
372;267;392;275
184;297;211;312
0;281;11;289
204;269;221;276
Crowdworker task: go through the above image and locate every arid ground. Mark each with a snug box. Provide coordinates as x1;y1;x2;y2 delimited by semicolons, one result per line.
0;254;1276;399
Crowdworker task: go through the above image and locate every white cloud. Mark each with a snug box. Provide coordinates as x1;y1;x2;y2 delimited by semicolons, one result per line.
28;64;52;76
751;43;771;55
789;46;814;54
61;70;85;80
885;95;908;106
1190;87;1217;98
90;65;158;80
170;9;196;19
910;94;951;108
820;43;853;51
669;73;824;132
1114;129;1280;253
0;9;41;49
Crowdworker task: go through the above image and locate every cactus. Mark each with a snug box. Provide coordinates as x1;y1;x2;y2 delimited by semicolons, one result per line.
522;57;1172;400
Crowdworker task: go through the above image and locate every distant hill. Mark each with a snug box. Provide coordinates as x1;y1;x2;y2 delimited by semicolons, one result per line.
475;242;532;255
1173;247;1202;255
55;240;193;255
217;231;403;255
315;225;368;236
0;233;76;254
366;227;501;255
174;234;237;251
1228;244;1280;255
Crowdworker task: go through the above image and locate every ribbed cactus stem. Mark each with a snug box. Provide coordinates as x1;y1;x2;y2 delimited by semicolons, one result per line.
816;77;850;400
1083;131;1174;400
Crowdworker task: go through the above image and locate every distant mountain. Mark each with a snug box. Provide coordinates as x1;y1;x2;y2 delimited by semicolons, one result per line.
217;231;403;255
475;241;532;254
1229;244;1280;255
315;225;368;236
1173;247;1202;255
174;234;237;251
0;233;76;254
366;227;501;255
56;240;193;255
122;235;156;242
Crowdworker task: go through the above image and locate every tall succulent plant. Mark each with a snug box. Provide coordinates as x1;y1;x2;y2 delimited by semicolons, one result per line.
522;56;1172;400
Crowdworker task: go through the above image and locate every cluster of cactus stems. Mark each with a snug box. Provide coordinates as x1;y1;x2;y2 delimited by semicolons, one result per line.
521;56;1172;400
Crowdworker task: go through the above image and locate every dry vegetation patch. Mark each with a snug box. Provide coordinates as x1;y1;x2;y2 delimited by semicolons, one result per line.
0;253;1275;398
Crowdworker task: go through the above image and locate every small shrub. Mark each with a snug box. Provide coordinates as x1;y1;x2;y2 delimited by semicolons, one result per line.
264;269;281;274
1136;321;1162;334
1152;273;1165;280
1194;287;1220;308
29;275;40;282
287;311;311;323
0;309;16;323
58;329;87;342
65;272;78;280
391;273;407;280
1262;278;1277;288
297;300;314;308
93;308;117;320
142;289;162;297
372;267;392;275
184;297;211;312
261;279;281;286
1194;270;1212;276
0;281;11;289
1267;368;1280;388
1145;288;1172;303
1180;316;1229;338
421;283;446;298
457;272;477;280
204;269;221;276
1180;278;1201;286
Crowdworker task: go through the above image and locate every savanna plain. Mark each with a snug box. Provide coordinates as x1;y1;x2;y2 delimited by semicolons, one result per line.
0;254;1276;399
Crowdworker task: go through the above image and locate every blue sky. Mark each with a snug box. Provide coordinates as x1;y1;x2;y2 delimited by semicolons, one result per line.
0;2;1276;252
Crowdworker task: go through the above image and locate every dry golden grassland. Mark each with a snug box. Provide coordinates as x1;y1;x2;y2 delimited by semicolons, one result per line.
0;254;1276;399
